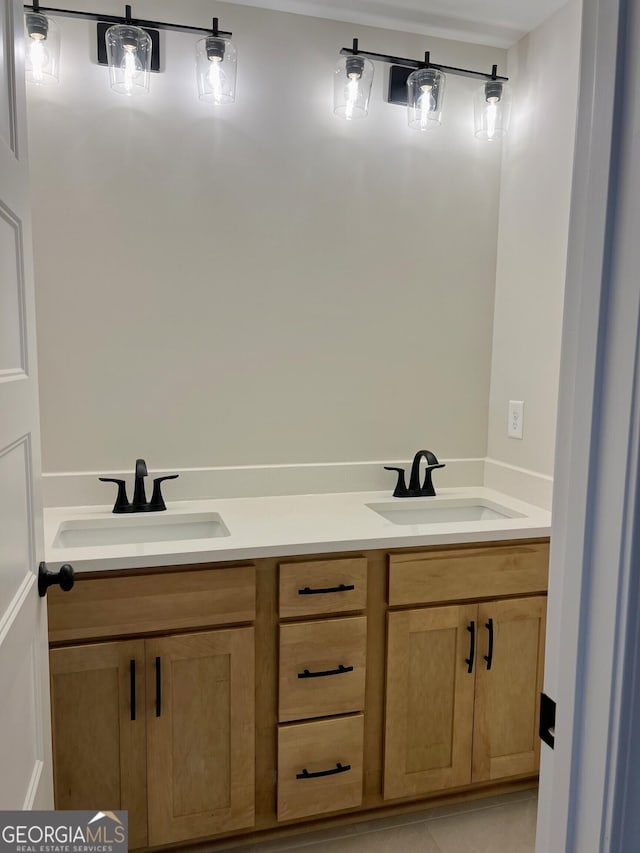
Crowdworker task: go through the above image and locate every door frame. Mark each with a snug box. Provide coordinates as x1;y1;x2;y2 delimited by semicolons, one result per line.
536;0;640;849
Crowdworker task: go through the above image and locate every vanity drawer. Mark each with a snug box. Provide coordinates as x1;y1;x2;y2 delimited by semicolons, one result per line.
388;541;549;607
47;565;256;642
277;714;364;821
279;616;366;722
279;558;367;618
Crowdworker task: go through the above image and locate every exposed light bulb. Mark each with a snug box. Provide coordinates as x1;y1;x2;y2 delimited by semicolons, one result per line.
344;74;360;120
28;36;48;83
121;44;143;95
486;100;498;140
207;57;226;104
418;83;434;130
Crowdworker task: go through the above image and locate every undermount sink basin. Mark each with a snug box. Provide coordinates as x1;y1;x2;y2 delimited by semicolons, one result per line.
366;498;524;526
53;512;230;548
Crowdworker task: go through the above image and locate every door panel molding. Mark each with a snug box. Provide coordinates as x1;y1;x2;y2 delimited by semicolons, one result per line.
0;0;18;156
0;197;27;377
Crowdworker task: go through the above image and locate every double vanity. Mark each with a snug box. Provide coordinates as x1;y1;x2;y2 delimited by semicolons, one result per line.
43;486;550;850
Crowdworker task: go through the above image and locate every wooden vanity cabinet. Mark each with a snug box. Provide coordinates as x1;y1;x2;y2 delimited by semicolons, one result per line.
383;542;548;801
47;540;549;851
48;565;257;849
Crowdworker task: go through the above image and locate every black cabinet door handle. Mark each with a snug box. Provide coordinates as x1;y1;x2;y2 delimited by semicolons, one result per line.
296;762;351;780
130;659;136;721
38;562;75;597
298;583;355;595
484;618;494;671
297;664;354;679
155;656;162;717
465;621;475;674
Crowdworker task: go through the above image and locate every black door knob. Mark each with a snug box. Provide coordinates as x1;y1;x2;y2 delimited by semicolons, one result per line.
38;561;75;597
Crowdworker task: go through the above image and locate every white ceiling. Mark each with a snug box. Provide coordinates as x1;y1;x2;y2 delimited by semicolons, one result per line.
221;0;569;47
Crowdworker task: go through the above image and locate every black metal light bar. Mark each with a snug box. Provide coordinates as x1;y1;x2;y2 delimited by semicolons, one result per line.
340;39;507;83
24;2;232;38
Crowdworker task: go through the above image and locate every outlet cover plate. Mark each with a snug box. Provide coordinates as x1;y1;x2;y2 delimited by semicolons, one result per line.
508;400;524;439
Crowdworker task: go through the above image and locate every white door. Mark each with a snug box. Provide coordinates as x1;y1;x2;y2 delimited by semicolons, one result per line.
535;0;640;849
0;0;54;809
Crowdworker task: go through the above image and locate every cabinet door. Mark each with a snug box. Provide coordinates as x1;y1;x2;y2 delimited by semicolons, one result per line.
49;641;147;849
383;605;477;800
146;627;255;846
472;596;546;782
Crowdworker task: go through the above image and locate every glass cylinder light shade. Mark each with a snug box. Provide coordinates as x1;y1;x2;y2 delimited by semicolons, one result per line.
105;25;152;96
25;13;60;85
474;80;511;141
333;54;374;120
407;68;445;130
195;37;237;105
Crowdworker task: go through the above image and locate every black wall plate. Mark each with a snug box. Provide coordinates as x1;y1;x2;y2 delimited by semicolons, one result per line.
388;65;413;106
96;21;161;72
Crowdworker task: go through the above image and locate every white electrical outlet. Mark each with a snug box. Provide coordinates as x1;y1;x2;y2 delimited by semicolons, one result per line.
508;400;524;439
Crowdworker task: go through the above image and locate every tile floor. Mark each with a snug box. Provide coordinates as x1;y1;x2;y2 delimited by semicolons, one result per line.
216;789;538;853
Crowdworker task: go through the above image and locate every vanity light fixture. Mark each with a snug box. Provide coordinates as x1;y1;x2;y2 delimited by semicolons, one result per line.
336;40;510;138
25;1;60;85
195;19;237;105
333;38;374;119
474;69;512;141
105;12;151;96
23;3;234;100
406;65;445;131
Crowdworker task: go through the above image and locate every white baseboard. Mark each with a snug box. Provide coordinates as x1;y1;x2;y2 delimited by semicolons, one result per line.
483;458;553;510
41;457;485;507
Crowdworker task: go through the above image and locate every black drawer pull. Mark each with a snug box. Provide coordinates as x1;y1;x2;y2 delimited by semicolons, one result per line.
298;664;354;679
484;617;494;671
130;659;136;721
296;762;351;780
465;621;475;674
298;583;355;595
155;656;162;717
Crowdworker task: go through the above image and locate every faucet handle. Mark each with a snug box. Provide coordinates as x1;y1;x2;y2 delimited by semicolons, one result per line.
149;475;179;511
384;466;409;498
99;477;130;513
421;462;446;497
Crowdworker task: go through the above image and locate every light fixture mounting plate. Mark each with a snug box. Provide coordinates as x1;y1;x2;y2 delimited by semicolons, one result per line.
388;65;414;106
96;21;161;72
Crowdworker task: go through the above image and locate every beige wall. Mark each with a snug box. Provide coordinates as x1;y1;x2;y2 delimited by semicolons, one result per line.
27;0;504;474
486;0;581;479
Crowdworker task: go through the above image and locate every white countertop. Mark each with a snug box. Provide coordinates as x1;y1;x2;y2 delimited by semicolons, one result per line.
43;487;551;573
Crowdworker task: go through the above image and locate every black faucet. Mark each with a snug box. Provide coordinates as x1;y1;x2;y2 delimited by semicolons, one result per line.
99;458;179;513
132;458;148;509
384;449;446;498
